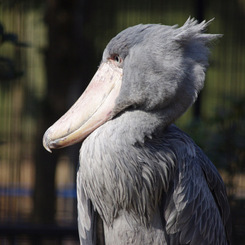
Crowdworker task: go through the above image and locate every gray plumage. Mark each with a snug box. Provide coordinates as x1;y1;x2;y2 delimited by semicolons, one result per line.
44;18;232;244
78;19;231;244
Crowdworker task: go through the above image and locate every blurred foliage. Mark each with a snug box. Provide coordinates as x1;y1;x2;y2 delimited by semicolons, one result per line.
0;0;42;9
0;22;28;85
181;96;245;191
208;97;245;171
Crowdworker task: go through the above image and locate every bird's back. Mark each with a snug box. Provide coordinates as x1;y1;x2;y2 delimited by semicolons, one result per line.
159;125;231;245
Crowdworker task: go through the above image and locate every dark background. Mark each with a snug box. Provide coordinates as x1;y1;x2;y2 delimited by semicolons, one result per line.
0;0;244;244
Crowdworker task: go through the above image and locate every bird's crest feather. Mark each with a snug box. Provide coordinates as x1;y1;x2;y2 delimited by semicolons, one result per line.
175;17;222;44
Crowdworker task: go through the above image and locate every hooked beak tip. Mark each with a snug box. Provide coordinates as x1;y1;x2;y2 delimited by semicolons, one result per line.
43;131;52;153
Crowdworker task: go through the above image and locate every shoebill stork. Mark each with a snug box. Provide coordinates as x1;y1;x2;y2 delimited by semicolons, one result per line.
43;18;231;244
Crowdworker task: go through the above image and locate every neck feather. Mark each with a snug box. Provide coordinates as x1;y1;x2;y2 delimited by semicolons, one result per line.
79;110;176;226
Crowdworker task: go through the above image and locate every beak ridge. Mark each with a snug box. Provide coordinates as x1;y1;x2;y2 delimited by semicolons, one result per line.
43;62;122;151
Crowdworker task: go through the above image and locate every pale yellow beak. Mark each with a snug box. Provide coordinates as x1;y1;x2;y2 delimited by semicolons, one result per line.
43;62;122;152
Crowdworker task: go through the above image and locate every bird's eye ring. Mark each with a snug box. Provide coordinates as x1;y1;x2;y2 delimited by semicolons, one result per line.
112;54;122;65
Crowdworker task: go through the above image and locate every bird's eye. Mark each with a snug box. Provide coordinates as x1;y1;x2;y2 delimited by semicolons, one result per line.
112;54;122;65
114;55;120;62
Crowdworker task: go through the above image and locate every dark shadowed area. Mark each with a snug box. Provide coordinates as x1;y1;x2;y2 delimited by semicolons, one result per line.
0;0;244;244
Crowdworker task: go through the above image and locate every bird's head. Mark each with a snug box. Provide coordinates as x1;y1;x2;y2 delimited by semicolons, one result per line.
43;18;221;152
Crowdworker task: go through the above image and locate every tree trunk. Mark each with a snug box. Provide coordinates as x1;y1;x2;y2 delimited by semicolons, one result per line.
33;0;94;224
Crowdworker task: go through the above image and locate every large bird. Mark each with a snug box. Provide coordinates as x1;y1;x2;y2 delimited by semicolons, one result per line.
43;18;232;244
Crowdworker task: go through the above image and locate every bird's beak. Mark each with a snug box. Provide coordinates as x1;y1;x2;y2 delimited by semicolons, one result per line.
43;62;122;152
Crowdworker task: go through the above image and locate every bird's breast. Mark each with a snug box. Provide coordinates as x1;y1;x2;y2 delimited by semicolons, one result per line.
78;119;177;226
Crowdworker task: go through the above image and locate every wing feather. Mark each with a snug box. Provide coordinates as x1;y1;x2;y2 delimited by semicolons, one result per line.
77;169;96;245
197;147;232;244
162;127;231;245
